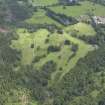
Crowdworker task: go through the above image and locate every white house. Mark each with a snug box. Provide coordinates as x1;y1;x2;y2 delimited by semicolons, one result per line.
93;16;105;25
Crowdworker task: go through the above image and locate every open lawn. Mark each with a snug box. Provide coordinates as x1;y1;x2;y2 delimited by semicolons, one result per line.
11;29;49;65
65;22;96;36
50;32;94;85
11;28;94;84
25;9;62;27
49;1;105;17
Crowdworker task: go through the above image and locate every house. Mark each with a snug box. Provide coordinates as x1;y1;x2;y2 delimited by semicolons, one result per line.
93;16;105;25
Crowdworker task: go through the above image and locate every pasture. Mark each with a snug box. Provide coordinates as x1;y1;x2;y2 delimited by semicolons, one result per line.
65;22;96;36
49;1;105;17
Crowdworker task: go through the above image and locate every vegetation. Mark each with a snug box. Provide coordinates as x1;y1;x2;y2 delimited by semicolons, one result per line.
1;0;105;105
65;22;96;36
49;1;105;17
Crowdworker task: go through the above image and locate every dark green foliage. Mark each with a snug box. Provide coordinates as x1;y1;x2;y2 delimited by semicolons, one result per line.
30;43;34;48
1;0;105;105
64;39;71;45
45;38;49;44
0;0;33;24
71;44;78;52
32;55;46;63
46;9;77;26
50;43;105;105
47;45;61;53
91;0;105;5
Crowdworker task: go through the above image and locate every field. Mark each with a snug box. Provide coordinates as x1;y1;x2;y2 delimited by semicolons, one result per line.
11;28;94;84
2;0;105;105
11;0;99;83
25;9;62;27
10;0;102;94
25;1;105;29
65;22;96;36
49;1;105;17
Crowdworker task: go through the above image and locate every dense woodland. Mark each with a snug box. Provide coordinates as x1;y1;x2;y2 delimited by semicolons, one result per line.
0;0;105;105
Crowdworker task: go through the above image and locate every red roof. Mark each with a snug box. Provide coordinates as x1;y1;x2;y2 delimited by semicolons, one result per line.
0;28;8;33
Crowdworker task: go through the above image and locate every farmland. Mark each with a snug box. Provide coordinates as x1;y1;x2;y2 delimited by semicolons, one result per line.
49;1;105;17
65;22;96;36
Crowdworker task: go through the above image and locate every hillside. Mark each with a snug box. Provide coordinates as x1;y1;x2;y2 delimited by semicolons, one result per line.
0;0;105;105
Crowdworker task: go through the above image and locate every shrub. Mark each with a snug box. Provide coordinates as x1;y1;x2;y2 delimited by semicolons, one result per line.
64;40;71;45
47;45;61;53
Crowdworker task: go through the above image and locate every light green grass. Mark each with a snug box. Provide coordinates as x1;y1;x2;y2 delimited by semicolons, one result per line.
25;9;62;27
65;22;96;36
59;32;94;80
34;40;73;70
11;28;94;84
50;32;94;84
26;1;105;28
49;1;105;17
11;28;49;65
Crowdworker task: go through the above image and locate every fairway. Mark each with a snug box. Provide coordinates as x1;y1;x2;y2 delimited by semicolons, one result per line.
50;32;94;84
11;29;49;65
49;1;105;17
11;28;94;84
65;22;96;36
1;0;105;105
25;9;62;27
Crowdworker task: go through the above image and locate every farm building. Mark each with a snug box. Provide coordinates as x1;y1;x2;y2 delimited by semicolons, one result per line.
93;16;105;25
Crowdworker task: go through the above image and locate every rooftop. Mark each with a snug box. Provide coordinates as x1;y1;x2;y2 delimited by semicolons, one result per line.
93;16;105;25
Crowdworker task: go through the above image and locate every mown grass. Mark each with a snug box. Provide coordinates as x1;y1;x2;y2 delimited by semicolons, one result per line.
65;22;96;36
49;1;105;17
50;32;94;85
25;9;62;27
11;28;94;84
11;29;49;65
25;1;105;31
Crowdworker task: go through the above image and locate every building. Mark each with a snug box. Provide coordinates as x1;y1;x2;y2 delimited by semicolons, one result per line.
93;16;105;25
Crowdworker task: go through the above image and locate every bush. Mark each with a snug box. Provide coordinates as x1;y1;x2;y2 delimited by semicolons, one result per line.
64;40;71;45
71;44;78;52
47;45;61;53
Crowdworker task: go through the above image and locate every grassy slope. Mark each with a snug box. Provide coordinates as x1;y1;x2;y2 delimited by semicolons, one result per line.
3;0;103;105
11;29;49;65
49;1;105;17
50;32;94;84
25;9;62;27
25;1;105;31
11;0;102;85
65;22;96;36
11;28;94;84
